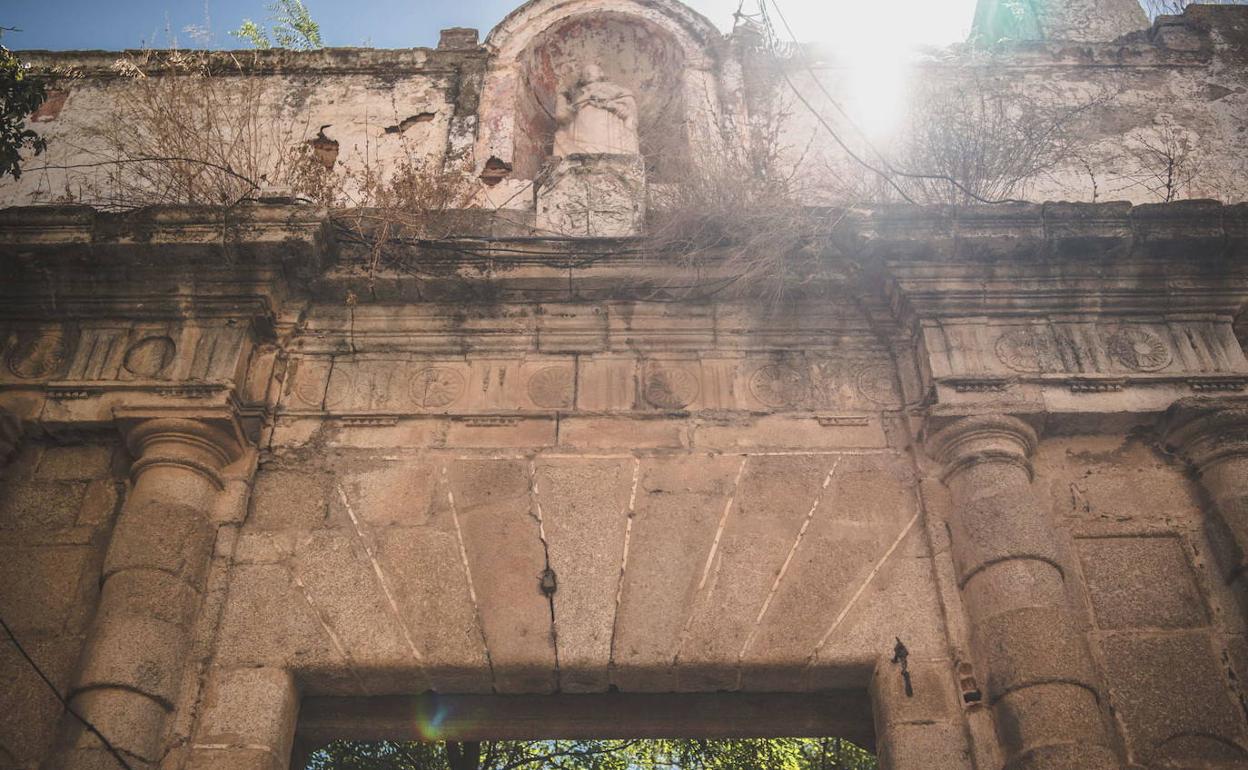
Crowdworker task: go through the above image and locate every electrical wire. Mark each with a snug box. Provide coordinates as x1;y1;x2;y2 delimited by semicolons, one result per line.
0;613;135;770
760;0;1025;205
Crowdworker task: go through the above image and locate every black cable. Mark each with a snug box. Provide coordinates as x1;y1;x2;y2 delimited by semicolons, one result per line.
0;613;135;770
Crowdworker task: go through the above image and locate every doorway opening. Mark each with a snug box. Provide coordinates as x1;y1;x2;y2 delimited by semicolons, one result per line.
295;692;877;770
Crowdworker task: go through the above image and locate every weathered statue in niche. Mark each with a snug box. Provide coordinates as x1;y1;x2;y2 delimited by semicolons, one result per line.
553;64;639;156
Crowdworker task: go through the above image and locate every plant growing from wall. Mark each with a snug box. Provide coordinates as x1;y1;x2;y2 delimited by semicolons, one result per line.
0;31;48;180
232;0;324;50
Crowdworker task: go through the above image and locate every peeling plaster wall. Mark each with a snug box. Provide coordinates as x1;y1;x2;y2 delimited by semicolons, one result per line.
774;6;1248;205
7;6;1247;210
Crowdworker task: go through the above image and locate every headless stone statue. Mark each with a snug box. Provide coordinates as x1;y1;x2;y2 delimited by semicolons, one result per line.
553;64;639;157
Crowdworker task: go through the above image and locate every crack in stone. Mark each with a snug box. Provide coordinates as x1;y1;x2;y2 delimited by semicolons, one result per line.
607;455;641;685
528;459;561;690
443;464;497;691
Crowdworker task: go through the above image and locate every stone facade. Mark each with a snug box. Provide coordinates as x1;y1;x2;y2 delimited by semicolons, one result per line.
3;2;1248;770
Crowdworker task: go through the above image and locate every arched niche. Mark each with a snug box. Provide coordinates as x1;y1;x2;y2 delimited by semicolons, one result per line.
477;0;725;186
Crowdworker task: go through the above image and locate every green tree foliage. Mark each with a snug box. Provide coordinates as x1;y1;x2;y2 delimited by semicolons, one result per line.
0;32;48;180
232;0;323;50
307;738;876;770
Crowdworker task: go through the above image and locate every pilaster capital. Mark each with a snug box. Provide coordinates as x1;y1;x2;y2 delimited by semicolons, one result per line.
926;413;1038;482
114;407;247;489
0;409;21;468
1162;396;1248;474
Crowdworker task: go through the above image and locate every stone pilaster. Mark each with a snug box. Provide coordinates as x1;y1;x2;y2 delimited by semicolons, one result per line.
927;415;1119;770
1163;397;1248;592
56;410;245;770
186;667;299;770
872;655;974;770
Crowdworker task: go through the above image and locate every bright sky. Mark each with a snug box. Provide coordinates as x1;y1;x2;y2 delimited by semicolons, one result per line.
3;0;979;51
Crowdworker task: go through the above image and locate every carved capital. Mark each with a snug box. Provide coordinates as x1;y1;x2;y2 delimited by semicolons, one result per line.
115;407;246;489
1162;397;1248;474
926;414;1038;482
0;409;21;468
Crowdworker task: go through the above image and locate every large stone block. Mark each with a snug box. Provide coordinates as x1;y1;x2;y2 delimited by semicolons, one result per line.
196;667;297;757
975;606;1096;703
447;459;556;692
34;444;115;481
340;459;440;528
215;564;340;671
677;455;830;690
248;469;334;530
291;530;429;690
1077;536;1208;630
0;545;95;633
740;456;922;689
103;500;216;583
611;454;745;691
536;457;634;692
373;527;493;693
0;636;81;767
536;155;644;237
0;480;87;531
1099;631;1248;766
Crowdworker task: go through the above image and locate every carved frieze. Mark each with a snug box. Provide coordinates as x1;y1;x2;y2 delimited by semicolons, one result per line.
929;319;1247;394
6;327;71;379
642;364;699;410
994;327;1061;373
527;365;575;408
854;363;903;407
1104;327;1171;372
123;335;177;378
409;367;465;409
748;365;808;408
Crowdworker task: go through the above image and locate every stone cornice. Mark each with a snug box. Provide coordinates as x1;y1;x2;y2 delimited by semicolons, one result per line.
17;47;486;79
1161;396;1248;473
0;204;331;321
1;202;1243;297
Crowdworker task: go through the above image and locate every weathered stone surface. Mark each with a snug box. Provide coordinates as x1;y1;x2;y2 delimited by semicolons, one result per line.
740;455;920;689
0;480;87;531
1098;631;1248;766
0;637;81;767
676;454;830;690
1078;536;1208;630
196;667;298;757
536;457;634;692
447;459;557;692
34;444;115;481
4;2;1248;767
248;470;334;530
611;454;744;691
215;563;341;672
0;546;95;633
292;529;431;692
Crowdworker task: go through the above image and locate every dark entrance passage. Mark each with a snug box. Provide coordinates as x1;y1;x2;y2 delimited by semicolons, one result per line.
295;692;877;769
